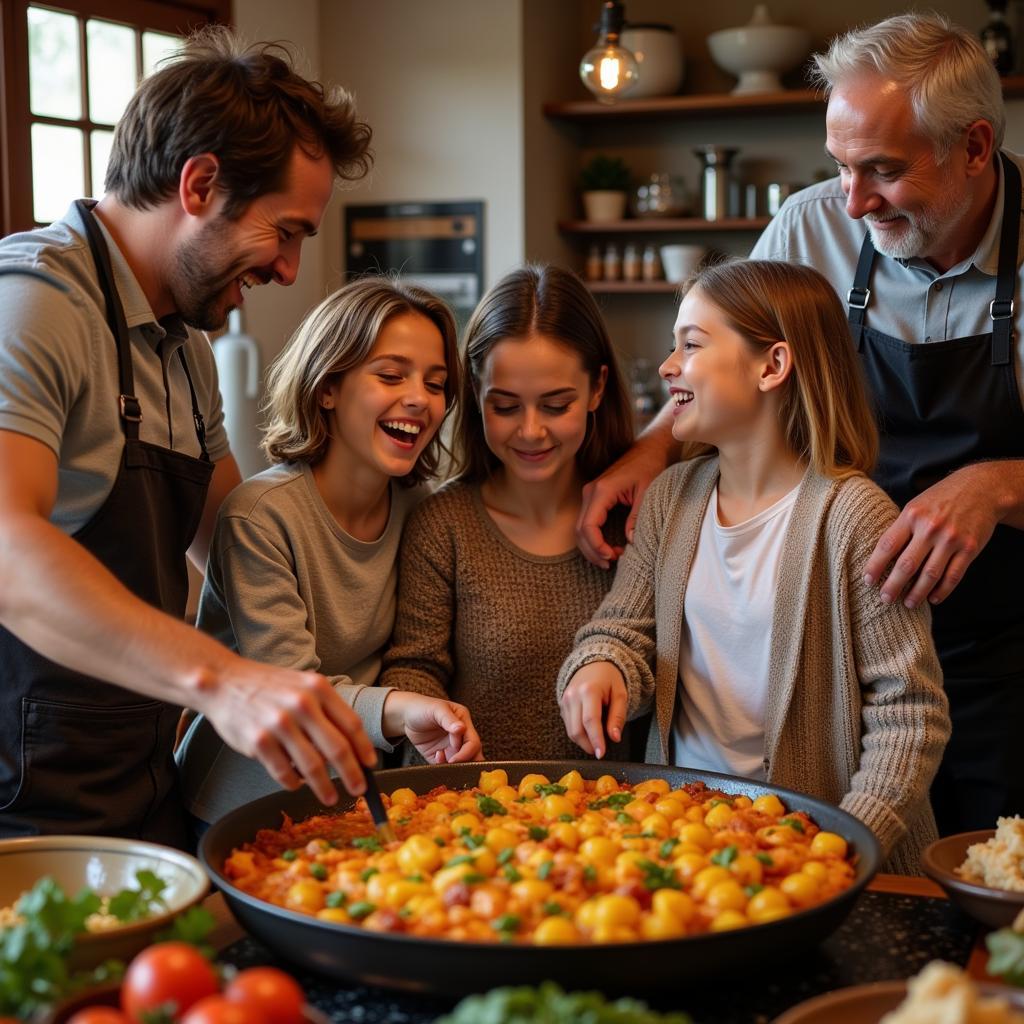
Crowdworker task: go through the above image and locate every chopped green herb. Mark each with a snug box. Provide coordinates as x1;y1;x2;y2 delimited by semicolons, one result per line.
476;794;505;817
528;826;549;842
659;838;680;860
709;798;733;809
557;813;575;822
462;872;486;885
637;859;681;891
778;817;805;834
542;902;566;917
326;891;347;908
534;783;568;797
710;845;738;867
347;901;376;919
396;816;412;826
309;863;328;881
281;849;298;861
492;913;521;933
463;833;486;850
744;884;765;898
446;854;475;868
107;868;167;922
497;847;515;865
352;836;382;852
398;906;414;918
434;837;447;847
537;861;553;881
755;853;774;866
405;874;424;884
503;865;523;883
359;867;380;882
616;812;634;826
583;865;598;882
589;792;632;810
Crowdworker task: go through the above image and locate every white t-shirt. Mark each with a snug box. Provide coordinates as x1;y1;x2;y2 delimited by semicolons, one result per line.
673;480;801;778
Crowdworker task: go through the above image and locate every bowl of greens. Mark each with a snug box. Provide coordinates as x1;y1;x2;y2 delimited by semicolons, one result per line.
0;835;209;1017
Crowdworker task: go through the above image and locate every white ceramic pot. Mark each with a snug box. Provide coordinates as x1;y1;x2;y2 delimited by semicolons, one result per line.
621;24;684;99
660;244;706;283
582;190;628;222
707;4;810;95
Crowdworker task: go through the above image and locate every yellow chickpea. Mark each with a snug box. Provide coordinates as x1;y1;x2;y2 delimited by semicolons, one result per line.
810;831;848;858
668;789;694;807
637;813;669;838
384;878;429;910
622;799;650;822
579;836;619;866
534;916;581;945
593;893;641;929
315;907;351;924
431;863;473;895
706;879;748;914
469;883;508;919
478;769;508;793
512;878;554;903
396;834;443;875
365;871;403;905
733;795;753;810
704;802;734;830
549;822;580;850
592;923;639;944
492;785;519;804
651;889;695;926
594;774;619;795
577;811;608;839
543;794;576;820
390;787;417;808
484;827;518;853
673;852;709;883
729;853;764;887
779;871;820;907
752;794;785;817
691;865;732;901
746;886;790;920
422;800;449;819
614;850;647;883
684;805;706;822
641;912;688;941
653;798;687;822
801;860;829;881
575;898;600;932
285;879;325;914
518;773;550;798
455;794;479;812
557;769;585;792
676;822;715;850
709;909;748;932
450;812;481;835
633;779;671;799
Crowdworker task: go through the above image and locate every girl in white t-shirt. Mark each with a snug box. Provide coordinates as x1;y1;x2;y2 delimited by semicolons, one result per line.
556;259;949;872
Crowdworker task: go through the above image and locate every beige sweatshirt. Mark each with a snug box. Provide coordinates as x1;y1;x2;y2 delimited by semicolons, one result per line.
557;457;951;875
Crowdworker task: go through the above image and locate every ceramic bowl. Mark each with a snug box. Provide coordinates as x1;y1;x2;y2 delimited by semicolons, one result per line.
921;830;1024;929
708;22;810;95
0;834;209;970
772;979;1024;1023
660;244;705;283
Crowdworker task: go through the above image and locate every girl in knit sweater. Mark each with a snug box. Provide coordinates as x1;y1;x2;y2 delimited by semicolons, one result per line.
556;260;950;872
381;265;634;760
179;279;482;827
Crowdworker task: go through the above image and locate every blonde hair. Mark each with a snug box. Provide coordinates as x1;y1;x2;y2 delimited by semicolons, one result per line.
262;277;459;485
811;13;1004;161
683;260;878;480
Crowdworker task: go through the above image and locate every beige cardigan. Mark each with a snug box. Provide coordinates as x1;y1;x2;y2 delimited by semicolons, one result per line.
556;458;950;875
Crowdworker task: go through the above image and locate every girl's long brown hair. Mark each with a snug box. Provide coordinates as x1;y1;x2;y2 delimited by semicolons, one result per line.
684;260;878;479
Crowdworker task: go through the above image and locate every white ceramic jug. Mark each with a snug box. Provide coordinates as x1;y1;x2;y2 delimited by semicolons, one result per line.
214;309;265;480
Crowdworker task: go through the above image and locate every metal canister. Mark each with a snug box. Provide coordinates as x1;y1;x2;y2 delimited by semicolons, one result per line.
694;145;739;221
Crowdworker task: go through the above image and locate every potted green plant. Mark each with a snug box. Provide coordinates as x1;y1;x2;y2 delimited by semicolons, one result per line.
579;154;631;222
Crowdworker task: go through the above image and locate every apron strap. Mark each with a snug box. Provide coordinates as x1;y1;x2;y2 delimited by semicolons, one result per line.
847;231;876;352
176;348;210;461
991;152;1021;368
75;200;142;441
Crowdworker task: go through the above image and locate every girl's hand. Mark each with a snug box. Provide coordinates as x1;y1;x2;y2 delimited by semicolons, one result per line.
559;662;627;759
384;691;484;763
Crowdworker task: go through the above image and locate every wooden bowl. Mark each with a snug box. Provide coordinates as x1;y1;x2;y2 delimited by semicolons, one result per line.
921;831;1024;929
772;979;1024;1023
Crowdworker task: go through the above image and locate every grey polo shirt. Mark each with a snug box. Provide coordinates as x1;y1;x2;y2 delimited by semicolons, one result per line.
750;151;1024;407
0;202;230;535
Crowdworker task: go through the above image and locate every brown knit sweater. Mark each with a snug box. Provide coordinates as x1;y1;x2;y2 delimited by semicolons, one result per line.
381;481;630;762
556;457;951;875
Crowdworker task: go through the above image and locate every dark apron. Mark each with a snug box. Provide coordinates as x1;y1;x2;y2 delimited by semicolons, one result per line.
0;200;214;847
847;152;1024;833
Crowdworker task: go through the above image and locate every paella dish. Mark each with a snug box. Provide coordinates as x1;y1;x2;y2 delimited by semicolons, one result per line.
223;768;858;946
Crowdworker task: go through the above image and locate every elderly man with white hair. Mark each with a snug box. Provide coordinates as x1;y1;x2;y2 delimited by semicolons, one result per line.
577;13;1024;836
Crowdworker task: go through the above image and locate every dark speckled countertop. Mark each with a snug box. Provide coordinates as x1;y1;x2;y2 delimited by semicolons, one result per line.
214;879;985;1024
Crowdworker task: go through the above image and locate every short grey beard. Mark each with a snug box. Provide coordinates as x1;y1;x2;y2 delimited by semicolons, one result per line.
866;189;973;261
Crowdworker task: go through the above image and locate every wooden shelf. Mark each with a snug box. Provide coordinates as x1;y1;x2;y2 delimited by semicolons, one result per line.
560;217;770;234
587;281;681;294
544;76;1024;122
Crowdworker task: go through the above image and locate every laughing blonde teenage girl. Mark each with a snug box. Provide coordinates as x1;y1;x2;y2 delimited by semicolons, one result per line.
180;278;482;826
557;260;950;873
381;265;634;760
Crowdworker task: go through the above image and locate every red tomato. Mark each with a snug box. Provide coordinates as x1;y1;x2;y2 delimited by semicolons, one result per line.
121;941;220;1021
224;967;305;1024
67;1011;130;1024
181;995;270;1024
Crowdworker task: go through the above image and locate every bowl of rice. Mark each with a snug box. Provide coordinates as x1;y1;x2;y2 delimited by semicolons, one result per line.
921;818;1024;929
0;834;209;969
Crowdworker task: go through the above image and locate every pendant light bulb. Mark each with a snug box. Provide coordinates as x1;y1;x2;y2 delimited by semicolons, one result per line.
579;1;639;104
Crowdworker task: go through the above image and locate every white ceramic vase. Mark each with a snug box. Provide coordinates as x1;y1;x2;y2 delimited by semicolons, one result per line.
621;24;684;98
